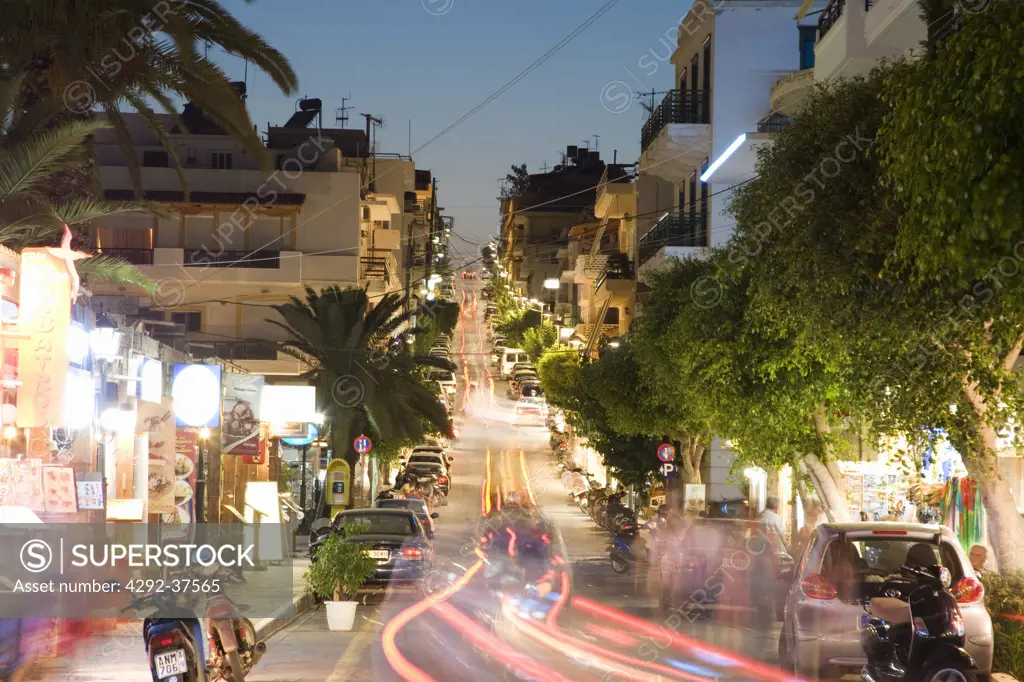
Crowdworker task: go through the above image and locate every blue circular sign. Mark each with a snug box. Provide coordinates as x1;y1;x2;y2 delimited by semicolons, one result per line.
657;443;676;462
282;424;318;447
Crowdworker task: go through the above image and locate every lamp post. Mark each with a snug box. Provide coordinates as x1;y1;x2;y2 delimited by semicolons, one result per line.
196;427;210;522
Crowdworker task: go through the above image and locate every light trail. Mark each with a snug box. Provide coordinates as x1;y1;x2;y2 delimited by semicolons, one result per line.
519;450;537;506
382;559;485;682
484;449;492;515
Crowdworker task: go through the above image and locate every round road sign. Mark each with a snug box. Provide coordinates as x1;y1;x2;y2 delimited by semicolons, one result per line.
657;443;676;462
353;435;373;455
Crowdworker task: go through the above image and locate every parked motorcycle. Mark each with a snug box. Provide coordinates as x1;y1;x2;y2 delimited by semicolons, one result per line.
861;564;977;682
128;589;265;682
609;517;644;574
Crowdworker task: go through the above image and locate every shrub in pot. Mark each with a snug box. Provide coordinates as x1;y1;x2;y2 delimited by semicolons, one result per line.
304;523;377;631
981;571;1024;680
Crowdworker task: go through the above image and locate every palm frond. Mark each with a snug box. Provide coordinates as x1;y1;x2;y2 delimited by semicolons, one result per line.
75;255;155;294
57;198;168;224
0;118;109;198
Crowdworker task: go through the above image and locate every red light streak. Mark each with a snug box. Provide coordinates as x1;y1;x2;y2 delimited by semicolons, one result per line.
382;559;484;682
584;623;643;648
546;571;569;626
507;528;517;557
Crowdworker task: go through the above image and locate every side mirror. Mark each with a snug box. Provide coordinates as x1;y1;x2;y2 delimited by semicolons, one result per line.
431;512;440;519
448;457;454;462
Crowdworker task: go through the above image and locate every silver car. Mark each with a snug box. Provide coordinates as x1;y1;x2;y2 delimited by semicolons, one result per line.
779;523;992;679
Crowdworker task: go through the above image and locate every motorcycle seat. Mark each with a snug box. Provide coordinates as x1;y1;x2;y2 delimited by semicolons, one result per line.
868;597;912;624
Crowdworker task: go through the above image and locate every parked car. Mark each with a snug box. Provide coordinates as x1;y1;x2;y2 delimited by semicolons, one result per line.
491;345;506;366
373;498;440;538
518;380;543;399
500;348;530;377
660;518;794;623
402;461;450;497
428;369;457;396
511;362;536;375
329;509;434;585
778;523;992;679
406;446;454;475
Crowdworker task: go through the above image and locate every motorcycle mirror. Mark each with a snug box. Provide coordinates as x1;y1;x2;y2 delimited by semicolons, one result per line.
431;513;440;519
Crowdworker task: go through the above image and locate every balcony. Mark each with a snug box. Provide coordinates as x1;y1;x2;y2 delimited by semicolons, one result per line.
638;90;712;184
769;69;816;117
183;249;280;268
638;213;707;267
757;112;793;134
171;339;279;361
818;0;847;39
594;257;634;295
371;225;401;251
360;256;391;280
97;248;154;265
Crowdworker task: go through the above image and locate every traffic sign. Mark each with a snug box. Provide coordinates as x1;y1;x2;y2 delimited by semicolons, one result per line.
353;434;373;455
657;443;676;462
659;462;677;479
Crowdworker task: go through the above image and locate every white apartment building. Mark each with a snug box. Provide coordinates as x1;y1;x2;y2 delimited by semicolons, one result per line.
635;0;822;282
90;94;418;376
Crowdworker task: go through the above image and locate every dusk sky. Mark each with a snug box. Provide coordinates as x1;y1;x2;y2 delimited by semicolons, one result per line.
216;0;692;263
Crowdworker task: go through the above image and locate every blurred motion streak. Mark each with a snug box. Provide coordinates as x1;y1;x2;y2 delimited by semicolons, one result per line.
431;602;583;682
382;559;485;682
571;596;814;682
546;571;570;626
520;449;537;506
584;623;644;648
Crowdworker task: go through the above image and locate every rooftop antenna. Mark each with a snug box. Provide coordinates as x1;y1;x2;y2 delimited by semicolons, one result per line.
539;161;550;173
335;93;353;128
637;90;670;115
593;134;600;151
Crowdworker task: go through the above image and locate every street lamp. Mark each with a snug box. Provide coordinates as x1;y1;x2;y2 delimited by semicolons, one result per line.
543;279;560;290
89;313;123;359
196;427;210;523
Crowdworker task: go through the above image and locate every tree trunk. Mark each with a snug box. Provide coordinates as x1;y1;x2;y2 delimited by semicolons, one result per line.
805;404;851;522
961;380;1024;572
678;432;705;485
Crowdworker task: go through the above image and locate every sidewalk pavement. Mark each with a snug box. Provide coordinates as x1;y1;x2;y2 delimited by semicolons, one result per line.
36;556;312;681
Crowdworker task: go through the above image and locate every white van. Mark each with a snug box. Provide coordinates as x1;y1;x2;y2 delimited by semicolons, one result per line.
500;348;529;378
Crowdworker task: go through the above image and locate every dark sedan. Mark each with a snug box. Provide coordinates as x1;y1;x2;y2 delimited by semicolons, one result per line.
403;462;449;496
331;509;434;585
660;518;794;624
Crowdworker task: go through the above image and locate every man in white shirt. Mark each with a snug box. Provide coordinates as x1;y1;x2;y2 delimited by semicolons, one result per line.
759;496;786;541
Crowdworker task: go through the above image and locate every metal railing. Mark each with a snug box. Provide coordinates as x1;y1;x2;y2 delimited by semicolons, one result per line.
595;259;634;293
637;213;708;266
818;0;846;39
171;339;279;361
360;256;391;280
641;89;711;152
97;248;154;265
757;112;793;134
182;249;280;268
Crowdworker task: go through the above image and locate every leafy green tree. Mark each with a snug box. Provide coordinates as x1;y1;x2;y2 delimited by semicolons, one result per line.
0;0;298;194
873;5;1024;570
536;349;582;414
270;287;454;510
497;163;530;203
523;322;558;361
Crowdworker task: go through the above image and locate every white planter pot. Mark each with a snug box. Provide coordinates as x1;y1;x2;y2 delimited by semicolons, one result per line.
325;600;358;631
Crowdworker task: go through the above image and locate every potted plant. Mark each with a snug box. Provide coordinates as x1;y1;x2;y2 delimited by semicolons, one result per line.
303;523;377;631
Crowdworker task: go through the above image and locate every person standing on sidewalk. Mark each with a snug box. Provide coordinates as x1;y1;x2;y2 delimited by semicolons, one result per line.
758;497;786;540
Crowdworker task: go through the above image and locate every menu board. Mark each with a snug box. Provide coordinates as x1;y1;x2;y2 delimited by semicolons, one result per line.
170;430;198;523
139;399;176;515
76;473;104;510
7;459;43;510
42;466;77;513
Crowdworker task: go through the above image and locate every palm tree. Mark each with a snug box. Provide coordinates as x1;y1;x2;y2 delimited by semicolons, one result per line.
0;75;154;289
0;0;298;195
270;287;455;507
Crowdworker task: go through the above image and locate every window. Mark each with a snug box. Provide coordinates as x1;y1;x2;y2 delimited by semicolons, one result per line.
362;207;371;221
211;152;233;170
690;55;699;90
799;26;817;70
170;311;202;332
142;150;168;167
703;36;712;92
688;172;698;220
605;307;620;325
679;67;687;92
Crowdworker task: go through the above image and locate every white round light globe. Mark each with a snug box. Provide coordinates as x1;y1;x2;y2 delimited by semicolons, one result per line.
172;365;221;427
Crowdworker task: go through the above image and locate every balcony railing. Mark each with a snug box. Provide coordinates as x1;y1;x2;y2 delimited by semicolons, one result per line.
595;259;634;292
97;248;154;265
641;89;711;152
171;339;279;361
183;249;280;268
818;0;846;39
638;213;707;266
360;256;391;280
756;112;793;134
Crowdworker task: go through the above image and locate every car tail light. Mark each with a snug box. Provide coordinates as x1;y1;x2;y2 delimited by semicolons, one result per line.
953;576;984;603
402;547;423;560
801;573;837;600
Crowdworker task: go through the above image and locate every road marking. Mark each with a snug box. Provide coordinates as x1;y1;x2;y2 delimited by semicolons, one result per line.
326;606;384;682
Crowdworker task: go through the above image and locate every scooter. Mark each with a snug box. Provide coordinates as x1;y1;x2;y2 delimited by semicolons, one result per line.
130;589;266;681
861;564;978;682
609;517;643;574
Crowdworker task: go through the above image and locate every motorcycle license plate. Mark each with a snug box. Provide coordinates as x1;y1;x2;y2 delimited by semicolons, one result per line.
155;649;187;678
366;549;390;560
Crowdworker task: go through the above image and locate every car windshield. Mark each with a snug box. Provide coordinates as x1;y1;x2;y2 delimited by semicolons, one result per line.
338;513;416;535
409;464;443;473
408;455;441;464
823;538;960;580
